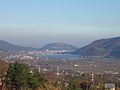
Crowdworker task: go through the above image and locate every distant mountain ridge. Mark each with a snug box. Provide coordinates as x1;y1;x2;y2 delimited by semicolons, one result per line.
40;43;78;51
0;40;78;52
73;37;120;58
1;37;120;58
0;40;35;52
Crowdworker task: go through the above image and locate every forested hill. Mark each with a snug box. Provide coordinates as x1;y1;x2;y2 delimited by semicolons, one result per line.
73;37;120;58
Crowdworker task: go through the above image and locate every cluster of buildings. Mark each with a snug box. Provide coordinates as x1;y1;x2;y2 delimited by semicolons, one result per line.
3;54;37;61
29;49;72;55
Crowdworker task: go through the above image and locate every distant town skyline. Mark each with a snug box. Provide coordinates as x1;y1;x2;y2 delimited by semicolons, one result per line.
0;0;120;47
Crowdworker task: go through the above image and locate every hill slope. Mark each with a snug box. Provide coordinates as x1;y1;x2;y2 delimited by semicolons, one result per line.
0;40;35;52
73;37;120;58
40;43;78;51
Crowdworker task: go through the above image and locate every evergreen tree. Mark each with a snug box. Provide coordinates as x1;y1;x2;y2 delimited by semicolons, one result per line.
5;62;30;90
4;62;46;90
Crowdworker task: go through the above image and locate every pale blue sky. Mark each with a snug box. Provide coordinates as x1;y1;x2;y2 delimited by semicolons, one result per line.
0;0;120;47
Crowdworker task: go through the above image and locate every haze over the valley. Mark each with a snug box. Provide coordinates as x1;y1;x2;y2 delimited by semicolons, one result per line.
0;0;120;47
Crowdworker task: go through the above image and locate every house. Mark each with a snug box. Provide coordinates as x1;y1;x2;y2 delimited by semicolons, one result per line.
105;83;115;90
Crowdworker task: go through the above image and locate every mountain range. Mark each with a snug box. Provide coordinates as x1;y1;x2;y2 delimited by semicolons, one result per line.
0;40;78;52
73;37;120;58
0;36;120;58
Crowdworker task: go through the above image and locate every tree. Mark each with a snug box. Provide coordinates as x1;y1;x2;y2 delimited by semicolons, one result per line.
27;71;46;90
5;62;30;90
0;60;8;78
68;80;81;90
4;62;47;90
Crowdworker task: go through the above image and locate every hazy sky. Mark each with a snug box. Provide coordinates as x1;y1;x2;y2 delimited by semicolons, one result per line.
0;0;120;48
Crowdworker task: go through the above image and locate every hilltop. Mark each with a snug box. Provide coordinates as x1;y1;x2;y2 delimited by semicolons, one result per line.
73;37;120;58
40;43;78;51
